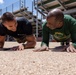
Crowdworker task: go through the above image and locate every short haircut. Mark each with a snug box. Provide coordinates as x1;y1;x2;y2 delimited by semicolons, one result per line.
47;8;64;21
1;12;15;23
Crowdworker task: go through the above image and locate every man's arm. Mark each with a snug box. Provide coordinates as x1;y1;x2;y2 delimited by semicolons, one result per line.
23;34;36;49
33;22;50;52
66;16;76;52
70;16;76;47
41;22;50;47
10;34;36;50
0;36;6;48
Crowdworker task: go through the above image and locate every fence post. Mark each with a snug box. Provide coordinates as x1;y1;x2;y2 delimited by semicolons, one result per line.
0;9;2;16
36;0;38;39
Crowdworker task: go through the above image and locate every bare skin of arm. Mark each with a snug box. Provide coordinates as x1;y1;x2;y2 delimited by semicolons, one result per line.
11;35;36;50
24;34;36;49
0;36;6;48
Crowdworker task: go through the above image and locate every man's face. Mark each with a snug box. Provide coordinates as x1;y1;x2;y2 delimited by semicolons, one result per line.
46;17;63;30
3;20;17;32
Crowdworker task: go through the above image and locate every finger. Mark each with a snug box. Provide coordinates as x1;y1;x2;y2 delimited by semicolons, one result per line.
67;47;75;53
67;47;70;52
46;47;49;51
18;45;25;51
72;48;76;53
21;46;24;50
69;47;74;53
69;46;76;53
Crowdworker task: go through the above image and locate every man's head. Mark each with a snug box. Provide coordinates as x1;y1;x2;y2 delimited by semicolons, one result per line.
1;12;17;31
46;8;64;30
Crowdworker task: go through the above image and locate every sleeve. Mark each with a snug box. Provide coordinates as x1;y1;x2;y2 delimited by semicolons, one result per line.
69;16;76;48
41;22;50;46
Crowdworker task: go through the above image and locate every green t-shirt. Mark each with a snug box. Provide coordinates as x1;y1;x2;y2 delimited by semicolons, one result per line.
41;15;76;48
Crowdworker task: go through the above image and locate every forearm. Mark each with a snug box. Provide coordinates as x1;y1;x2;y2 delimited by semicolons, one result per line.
0;41;4;48
23;41;36;49
42;33;49;47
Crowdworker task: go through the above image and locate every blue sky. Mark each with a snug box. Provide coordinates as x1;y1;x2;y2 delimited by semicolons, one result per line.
0;0;33;9
0;0;19;9
0;0;41;19
0;0;34;13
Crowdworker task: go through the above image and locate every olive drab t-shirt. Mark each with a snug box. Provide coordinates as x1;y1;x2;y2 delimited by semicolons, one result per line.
0;17;33;38
41;15;76;48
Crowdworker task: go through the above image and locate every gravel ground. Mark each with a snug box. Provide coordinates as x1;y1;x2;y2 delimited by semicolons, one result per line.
0;42;76;75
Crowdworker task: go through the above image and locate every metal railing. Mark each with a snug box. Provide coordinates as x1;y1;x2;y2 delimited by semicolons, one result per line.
0;0;35;16
0;0;20;15
0;0;43;19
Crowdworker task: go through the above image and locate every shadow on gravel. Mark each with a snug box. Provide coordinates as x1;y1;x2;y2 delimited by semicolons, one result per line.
49;46;66;52
0;48;16;51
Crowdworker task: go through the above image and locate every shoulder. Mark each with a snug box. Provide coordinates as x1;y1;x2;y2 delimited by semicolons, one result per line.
16;17;29;24
64;15;71;18
16;17;32;27
64;15;76;21
16;17;27;21
42;21;47;27
64;15;76;26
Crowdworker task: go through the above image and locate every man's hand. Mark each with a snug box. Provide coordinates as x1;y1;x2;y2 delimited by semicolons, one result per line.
66;44;76;52
33;45;49;52
10;44;24;51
